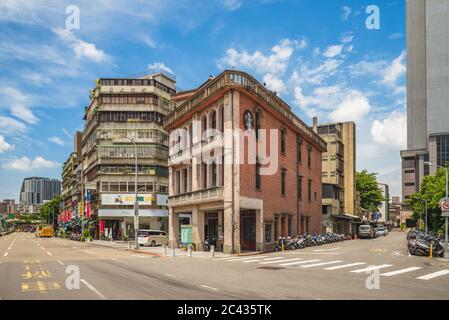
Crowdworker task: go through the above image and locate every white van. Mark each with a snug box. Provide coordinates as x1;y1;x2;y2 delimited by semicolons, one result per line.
137;230;168;247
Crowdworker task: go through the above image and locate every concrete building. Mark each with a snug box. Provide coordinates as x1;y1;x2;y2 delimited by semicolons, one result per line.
165;70;326;254
316;120;357;235
401;0;449;200
20;177;61;205
377;183;390;224
81;73;176;239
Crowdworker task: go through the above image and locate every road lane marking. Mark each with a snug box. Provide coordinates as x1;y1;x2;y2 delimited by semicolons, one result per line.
259;258;303;265
227;256;269;262
417;270;449;280
313;247;341;252
200;285;219;291
166;274;177;278
80;279;107;300
300;261;343;268
324;262;366;270
41;247;45;250
84;250;95;255
46;252;53;256
57;260;65;266
261;257;286;261
110;258;128;264
381;267;422;277
243;259;266;263
7;247;11;250
3;252;8;257
351;265;393;273
280;259;321;266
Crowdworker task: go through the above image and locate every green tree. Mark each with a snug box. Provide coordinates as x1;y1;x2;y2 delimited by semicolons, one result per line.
356;170;384;212
409;167;448;234
40;196;62;228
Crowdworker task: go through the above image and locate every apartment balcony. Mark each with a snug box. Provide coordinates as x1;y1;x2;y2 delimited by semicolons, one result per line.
169;186;224;208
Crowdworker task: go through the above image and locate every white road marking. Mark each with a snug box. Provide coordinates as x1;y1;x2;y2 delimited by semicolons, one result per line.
200;285;219;291
259;258;303;265
280;259;321;266
243;259;265;263
351;265;393;273
132;254;146;259
46;252;53;256
313;247;341;252
287;252;339;255
7;247;11;250
166;274;177;278
381;267;422;277
84;250;95;255
227;256;268;262
3;253;7;257
261;257;286;261
324;262;366;270
300;261;343;268
41;247;45;250
417;270;449;280
57;260;65;266
80;279;107;300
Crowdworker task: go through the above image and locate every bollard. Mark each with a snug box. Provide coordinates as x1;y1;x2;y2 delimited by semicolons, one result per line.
210;245;215;258
128;241;131;249
282;242;284;252
172;247;176;257
429;243;433;259
188;244;192;257
164;244;167;255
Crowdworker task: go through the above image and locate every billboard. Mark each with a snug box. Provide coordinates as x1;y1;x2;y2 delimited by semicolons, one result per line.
101;194;153;206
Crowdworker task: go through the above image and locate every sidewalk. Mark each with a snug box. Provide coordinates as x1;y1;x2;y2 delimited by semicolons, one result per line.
88;240;264;259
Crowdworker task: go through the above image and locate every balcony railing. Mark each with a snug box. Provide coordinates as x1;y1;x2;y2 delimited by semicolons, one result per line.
165;70;326;151
168;186;224;207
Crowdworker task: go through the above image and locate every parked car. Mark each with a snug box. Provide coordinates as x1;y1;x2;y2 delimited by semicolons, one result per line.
375;225;388;237
137;230;168;247
359;224;376;239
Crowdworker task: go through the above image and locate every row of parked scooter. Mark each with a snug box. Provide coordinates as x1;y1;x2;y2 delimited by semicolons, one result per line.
407;229;446;257
274;233;348;251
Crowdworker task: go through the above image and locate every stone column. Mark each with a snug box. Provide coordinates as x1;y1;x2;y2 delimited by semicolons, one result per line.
168;208;179;249
191;206;204;251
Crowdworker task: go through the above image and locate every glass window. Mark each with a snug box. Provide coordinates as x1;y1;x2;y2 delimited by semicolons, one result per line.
281;169;286;196
281;128;286;154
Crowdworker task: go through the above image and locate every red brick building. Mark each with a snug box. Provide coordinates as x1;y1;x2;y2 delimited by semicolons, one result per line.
165;70;326;254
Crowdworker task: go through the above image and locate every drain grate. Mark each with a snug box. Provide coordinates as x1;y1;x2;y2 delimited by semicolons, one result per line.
257;266;285;271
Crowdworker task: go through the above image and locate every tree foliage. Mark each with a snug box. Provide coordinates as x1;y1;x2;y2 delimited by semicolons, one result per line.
40;196;62;226
356;170;384;212
409;167;448;233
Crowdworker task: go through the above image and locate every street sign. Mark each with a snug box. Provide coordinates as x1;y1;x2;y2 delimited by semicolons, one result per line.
440;197;449;212
181;225;192;245
84;182;96;190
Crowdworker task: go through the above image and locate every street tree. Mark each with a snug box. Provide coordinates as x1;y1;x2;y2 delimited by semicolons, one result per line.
40;196;62;227
409;167;448;234
356;170;384;213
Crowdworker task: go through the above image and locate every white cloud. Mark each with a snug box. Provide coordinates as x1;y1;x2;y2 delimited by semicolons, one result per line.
53;28;107;62
148;62;174;74
0;116;27;134
293;59;342;85
381;51;406;87
371;111;407;149
222;0;242;10
2;156;60;171
218;39;295;75
341;6;352;21
0;135;14;153
48;136;65;146
341;34;354;44
139;34;156;49
329;90;372;123
389;33;404;40
0;87;38;124
323;45;343;58
263;73;286;94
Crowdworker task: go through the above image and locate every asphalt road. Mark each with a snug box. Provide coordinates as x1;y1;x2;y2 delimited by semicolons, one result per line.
1;230;448;300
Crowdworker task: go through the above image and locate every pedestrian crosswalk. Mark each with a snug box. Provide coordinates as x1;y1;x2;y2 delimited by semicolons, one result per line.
216;255;449;282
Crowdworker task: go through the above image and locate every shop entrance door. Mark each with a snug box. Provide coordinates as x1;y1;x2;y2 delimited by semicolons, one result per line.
240;210;256;251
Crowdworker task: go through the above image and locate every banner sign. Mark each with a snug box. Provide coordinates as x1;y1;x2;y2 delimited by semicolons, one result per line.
101;194;153;206
86;202;92;219
86;190;92;202
99;220;105;234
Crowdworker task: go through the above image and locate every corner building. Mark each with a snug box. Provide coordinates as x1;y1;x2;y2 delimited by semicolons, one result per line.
166;71;326;254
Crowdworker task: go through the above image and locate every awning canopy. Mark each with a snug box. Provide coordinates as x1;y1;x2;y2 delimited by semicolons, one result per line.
334;214;359;221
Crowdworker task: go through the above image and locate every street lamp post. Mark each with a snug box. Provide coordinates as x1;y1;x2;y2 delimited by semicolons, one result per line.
424;162;448;258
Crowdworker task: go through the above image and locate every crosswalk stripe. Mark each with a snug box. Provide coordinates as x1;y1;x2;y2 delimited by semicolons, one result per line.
226;256;269;262
300;261;343;268
243;259;264;263
262;257;286;261
417;270;449;280
259;258;303;265
280;259;321;266
325;262;366;270
381;267;422;277
351;265;393;273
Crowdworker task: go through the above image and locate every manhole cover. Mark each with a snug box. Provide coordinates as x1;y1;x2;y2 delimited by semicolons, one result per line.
257;266;285;271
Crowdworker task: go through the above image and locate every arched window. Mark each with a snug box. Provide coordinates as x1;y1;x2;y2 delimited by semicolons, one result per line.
201;115;208;140
281;128;287;155
211;110;217;130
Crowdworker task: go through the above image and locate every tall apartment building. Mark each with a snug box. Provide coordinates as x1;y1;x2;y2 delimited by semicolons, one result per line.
377;183;390;223
401;0;449;200
61;132;83;221
20;177;61;205
316;120;357;235
81;73;176;239
166;70;326;254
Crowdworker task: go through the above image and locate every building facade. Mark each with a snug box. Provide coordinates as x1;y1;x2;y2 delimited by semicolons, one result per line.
166;70;326;254
401;0;449;200
316;120;357;235
20;177;61;205
377;183;390;224
81;73;175;239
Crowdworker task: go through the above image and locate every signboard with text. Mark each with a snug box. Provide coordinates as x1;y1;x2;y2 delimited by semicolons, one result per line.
441;197;449;217
101;194;153;206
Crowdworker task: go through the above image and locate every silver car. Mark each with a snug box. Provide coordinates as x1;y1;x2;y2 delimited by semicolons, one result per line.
375;226;387;237
359;225;375;239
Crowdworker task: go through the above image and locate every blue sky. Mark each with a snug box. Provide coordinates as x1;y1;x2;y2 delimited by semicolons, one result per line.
0;0;406;200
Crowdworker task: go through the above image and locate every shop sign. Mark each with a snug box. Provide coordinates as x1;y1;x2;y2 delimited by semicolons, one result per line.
101;194;153;206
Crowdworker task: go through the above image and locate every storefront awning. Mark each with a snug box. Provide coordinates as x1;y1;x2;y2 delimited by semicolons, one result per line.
334;214;359;220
